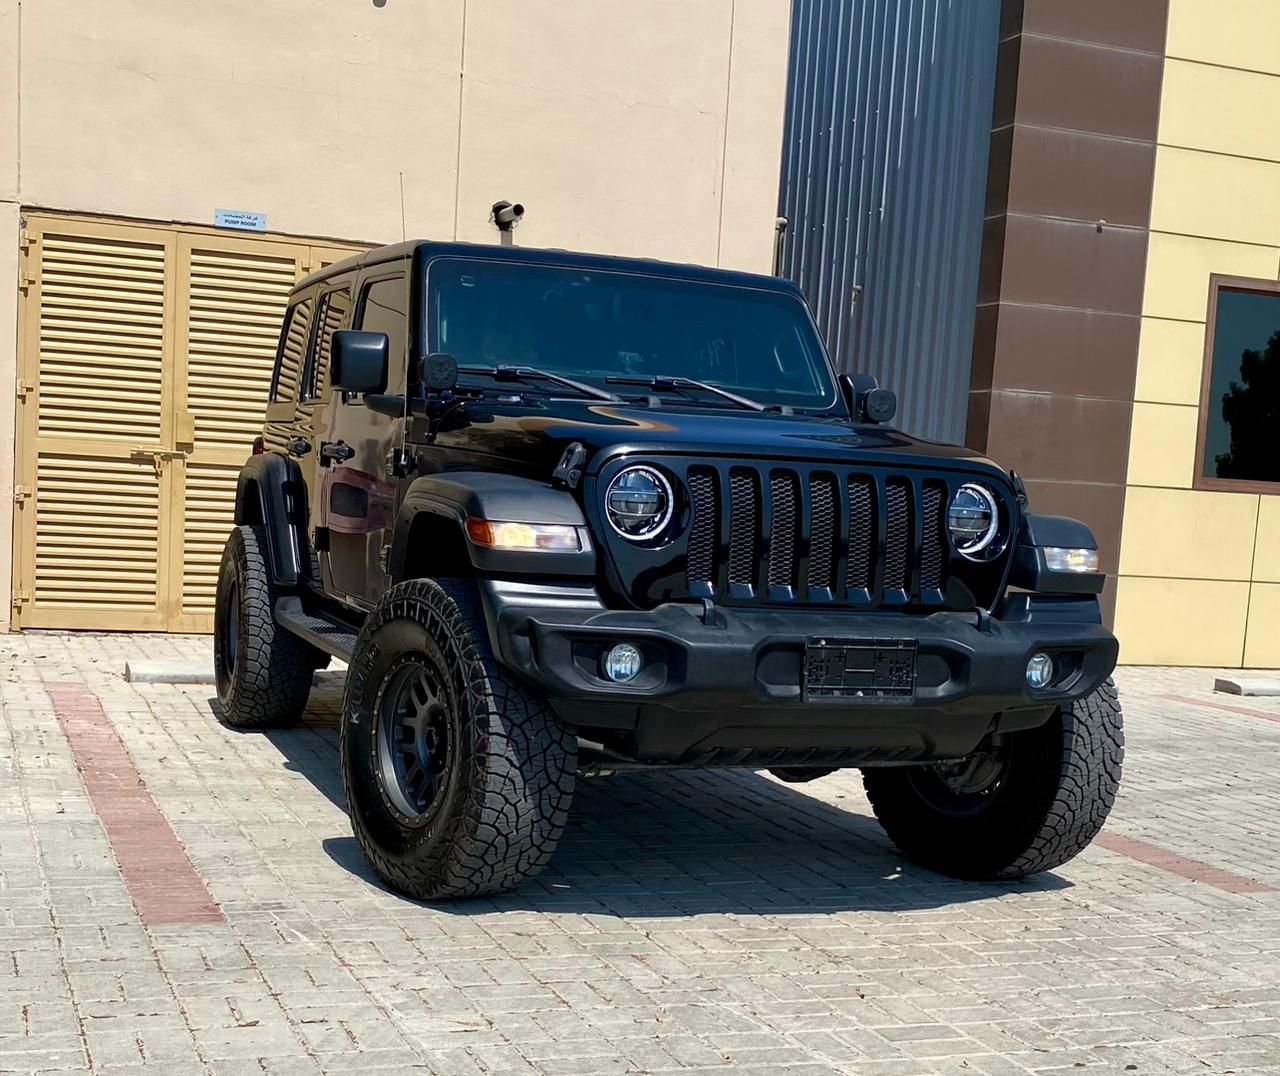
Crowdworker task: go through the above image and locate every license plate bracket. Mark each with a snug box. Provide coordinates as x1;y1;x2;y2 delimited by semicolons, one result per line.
802;638;917;702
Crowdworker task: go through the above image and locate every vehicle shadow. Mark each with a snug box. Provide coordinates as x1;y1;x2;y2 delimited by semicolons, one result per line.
217;676;1071;916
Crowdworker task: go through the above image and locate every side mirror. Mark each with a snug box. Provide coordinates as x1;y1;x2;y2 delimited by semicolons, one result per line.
837;371;897;425
419;352;459;393
331;330;389;394
864;387;897;424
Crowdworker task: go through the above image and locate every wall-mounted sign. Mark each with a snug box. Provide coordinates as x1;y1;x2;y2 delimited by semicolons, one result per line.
214;209;267;231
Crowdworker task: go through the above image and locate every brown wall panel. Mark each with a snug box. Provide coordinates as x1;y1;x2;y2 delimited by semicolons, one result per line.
1007;126;1157;227
986;303;1141;401
997;216;1150;315
1021;0;1169;53
970;0;1169;626
1013;34;1163;140
984;392;1134;486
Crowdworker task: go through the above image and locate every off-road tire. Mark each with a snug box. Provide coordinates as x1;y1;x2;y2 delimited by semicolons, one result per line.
340;577;576;900
862;679;1123;879
213;525;320;729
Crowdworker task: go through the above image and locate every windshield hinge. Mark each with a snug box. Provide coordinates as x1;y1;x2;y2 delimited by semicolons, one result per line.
552;442;587;490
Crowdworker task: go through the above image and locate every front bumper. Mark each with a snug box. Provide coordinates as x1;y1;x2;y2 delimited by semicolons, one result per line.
480;580;1119;765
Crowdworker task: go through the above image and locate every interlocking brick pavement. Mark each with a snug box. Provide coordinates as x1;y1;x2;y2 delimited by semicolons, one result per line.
1;633;1278;1074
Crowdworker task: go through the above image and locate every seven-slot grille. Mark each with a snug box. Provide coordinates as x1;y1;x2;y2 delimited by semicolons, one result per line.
685;463;954;607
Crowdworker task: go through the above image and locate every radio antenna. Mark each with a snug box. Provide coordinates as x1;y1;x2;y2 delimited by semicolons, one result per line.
398;171;408;242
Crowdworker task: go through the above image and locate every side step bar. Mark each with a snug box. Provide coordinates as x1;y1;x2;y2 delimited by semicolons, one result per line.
274;596;359;663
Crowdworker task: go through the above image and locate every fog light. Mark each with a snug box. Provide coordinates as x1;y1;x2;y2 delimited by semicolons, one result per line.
602;643;643;683
1026;652;1054;690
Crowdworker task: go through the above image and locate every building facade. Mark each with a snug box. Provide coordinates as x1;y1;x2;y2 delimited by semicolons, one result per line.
781;0;1278;668
969;0;1279;668
0;0;791;633
2;0;1277;667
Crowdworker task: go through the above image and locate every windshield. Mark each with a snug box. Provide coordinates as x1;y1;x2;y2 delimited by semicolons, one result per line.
428;258;838;410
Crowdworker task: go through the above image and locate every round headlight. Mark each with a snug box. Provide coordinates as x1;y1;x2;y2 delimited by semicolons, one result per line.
605;466;673;540
948;483;1001;560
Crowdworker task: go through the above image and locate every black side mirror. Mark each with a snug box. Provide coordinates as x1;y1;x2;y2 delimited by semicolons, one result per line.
331;330;389;394
419;352;459;393
864;387;897;424
837;371;897;425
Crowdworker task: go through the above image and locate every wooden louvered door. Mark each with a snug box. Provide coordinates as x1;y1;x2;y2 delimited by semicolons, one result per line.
14;219;178;629
168;235;304;631
14;214;367;632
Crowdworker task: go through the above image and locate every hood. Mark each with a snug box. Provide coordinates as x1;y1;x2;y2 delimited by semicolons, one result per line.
429;397;1003;479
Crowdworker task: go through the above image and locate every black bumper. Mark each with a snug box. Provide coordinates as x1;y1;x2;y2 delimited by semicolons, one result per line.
480;581;1119;765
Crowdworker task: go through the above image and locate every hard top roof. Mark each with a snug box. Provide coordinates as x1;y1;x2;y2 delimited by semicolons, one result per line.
294;239;800;295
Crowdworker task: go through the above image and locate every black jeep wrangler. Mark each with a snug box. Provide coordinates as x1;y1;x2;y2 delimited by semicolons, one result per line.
215;241;1122;900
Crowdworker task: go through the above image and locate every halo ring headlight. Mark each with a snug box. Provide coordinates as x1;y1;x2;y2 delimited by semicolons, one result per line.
948;483;1002;560
605;465;674;541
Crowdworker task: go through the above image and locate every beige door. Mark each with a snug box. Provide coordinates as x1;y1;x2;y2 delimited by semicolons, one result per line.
13;213;367;631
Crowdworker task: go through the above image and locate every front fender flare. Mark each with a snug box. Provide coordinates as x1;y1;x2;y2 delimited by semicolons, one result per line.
389;472;596;578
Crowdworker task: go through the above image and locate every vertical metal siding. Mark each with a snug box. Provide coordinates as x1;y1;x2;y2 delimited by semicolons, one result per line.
779;0;1000;442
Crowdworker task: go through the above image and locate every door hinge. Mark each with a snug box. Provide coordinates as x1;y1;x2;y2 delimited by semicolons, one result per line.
12;590;30;610
13;485;31;505
18;235;36;294
15;379;33;401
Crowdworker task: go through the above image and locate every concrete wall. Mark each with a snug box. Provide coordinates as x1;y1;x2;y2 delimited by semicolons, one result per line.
1114;0;1280;666
1;0;792;632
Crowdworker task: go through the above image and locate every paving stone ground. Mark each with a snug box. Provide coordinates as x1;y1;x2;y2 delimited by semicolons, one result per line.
1;632;1279;1075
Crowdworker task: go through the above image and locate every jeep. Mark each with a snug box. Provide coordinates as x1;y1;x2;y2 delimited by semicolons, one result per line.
215;241;1123;900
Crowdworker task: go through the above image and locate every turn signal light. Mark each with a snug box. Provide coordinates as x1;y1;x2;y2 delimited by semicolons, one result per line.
465;518;581;552
1043;547;1099;573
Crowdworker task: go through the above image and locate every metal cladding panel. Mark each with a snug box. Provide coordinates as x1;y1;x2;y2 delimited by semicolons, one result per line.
778;0;1000;442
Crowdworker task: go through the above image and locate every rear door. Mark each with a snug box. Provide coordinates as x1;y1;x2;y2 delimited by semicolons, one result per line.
299;283;353;593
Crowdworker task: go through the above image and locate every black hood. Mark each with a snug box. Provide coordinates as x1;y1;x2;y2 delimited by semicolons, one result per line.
428;398;1005;482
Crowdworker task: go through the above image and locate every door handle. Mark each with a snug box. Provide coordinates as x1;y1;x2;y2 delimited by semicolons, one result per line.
319;440;355;465
131;445;190;476
286;437;311;457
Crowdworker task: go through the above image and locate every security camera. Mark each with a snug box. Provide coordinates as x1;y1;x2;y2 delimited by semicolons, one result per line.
491;200;525;230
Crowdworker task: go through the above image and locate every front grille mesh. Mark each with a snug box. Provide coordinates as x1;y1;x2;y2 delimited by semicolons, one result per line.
921;481;946;591
727;469;758;586
767;472;800;589
808;474;837;591
848;477;873;591
679;464;969;606
883;479;910;592
686;468;717;587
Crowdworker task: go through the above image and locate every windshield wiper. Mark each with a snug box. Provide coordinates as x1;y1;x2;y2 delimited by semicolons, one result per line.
458;365;623;403
605;375;767;412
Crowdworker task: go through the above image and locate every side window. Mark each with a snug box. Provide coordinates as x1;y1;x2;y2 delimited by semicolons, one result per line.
307;288;352;400
271;297;314;403
357;277;408;389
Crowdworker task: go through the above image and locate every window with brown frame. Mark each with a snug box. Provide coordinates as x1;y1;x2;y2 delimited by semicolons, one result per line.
1194;275;1280;493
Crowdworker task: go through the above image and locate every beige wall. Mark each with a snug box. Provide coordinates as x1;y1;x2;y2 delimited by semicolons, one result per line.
1115;0;1280;666
12;0;789;267
1;0;792;631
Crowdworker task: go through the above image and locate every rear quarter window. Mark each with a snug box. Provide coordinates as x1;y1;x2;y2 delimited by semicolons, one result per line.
271;297;314;403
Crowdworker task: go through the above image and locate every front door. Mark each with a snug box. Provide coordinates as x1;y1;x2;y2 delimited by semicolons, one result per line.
319;274;408;608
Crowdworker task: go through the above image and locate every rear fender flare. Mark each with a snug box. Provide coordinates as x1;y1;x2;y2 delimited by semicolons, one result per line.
234;452;307;587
